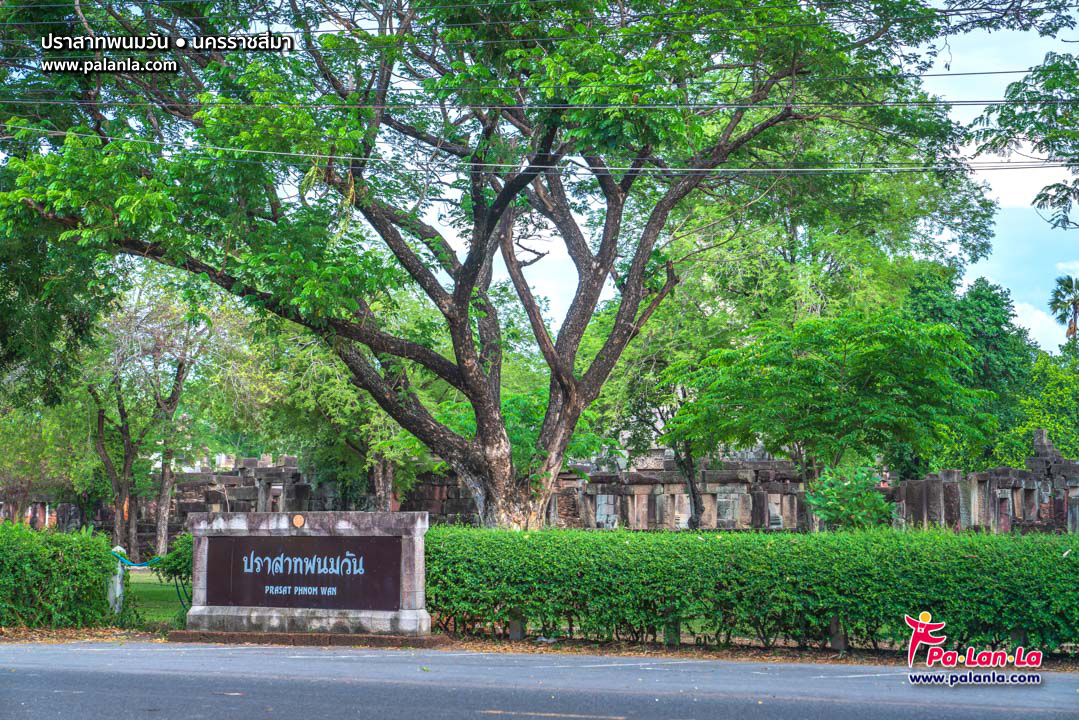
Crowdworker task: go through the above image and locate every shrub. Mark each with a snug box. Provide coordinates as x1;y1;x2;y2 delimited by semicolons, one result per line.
806;466;893;529
0;522;115;627
153;532;193;588
425;527;1079;652
152;532;193;621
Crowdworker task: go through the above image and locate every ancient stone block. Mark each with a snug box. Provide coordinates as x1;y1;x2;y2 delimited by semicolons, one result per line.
996;493;1012;533
701;493;717;529
925;474;943;526
906;480;925;529
943;481;961;530
750;491;767;529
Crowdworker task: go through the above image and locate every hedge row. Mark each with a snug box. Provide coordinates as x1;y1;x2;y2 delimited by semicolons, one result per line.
0;522;115;627
425;527;1079;651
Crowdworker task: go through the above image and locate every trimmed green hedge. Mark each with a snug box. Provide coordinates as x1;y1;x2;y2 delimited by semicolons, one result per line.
425;527;1079;651
0;522;115;627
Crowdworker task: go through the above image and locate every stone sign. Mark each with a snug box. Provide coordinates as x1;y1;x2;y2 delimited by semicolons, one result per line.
186;512;429;636
204;536;402;610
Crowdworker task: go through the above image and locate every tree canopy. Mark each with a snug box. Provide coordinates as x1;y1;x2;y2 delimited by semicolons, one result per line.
976;51;1079;230
664;309;987;477
1;0;1072;526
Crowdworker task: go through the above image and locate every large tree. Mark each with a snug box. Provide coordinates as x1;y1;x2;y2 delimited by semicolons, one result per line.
0;0;1067;526
895;267;1037;474
84;270;215;556
664;309;987;480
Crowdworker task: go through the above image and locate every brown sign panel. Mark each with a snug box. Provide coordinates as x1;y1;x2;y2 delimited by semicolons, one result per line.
205;536;401;610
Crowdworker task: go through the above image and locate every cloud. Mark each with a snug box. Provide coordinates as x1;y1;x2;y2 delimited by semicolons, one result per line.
1014;302;1064;351
1054;261;1079;276
973;160;1073;209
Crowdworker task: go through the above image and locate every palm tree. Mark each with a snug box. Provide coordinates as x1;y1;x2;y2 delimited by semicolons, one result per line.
1049;275;1079;340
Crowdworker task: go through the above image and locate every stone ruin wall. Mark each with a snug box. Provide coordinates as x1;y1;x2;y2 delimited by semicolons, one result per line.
0;455;310;557
554;459;807;531
7;430;1078;541
895;430;1079;533
405;430;1079;533
403;450;810;531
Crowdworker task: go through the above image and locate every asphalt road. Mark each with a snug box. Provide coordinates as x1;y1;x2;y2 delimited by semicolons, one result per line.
0;642;1076;720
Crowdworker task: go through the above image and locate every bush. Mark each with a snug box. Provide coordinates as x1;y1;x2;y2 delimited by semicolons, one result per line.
0;522;116;627
806;466;893;529
153;533;193;588
152;533;193;623
425;527;1079;652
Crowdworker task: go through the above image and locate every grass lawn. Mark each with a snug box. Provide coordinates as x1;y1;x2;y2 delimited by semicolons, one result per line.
126;570;187;626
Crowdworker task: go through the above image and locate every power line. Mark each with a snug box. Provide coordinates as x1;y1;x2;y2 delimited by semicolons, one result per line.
3;123;1071;175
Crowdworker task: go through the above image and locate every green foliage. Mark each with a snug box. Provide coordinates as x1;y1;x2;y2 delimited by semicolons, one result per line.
0;395;100;507
426;527;1079;651
195;322;443;500
975;51;1079;230
806;467;893;530
665;309;987;475
1;0;1060;524
0;523;115;627
152;532;193;588
992;350;1079;466
897;270;1037;474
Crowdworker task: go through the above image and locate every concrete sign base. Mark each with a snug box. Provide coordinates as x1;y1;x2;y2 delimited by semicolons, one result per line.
185;512;430;636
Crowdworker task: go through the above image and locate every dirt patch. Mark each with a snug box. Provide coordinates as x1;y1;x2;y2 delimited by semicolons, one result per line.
0;627;163;643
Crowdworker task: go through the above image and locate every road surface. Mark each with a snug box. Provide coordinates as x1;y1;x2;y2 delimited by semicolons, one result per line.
0;642;1076;719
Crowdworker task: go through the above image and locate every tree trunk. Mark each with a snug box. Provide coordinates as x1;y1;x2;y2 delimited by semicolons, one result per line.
127;493;141;562
673;441;703;530
444;411;576;529
486;486;539;530
371;454;394;512
155;448;175;556
450;463;492;526
484;451;567;530
685;475;704;530
370;461;381;511
112;488;127;549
